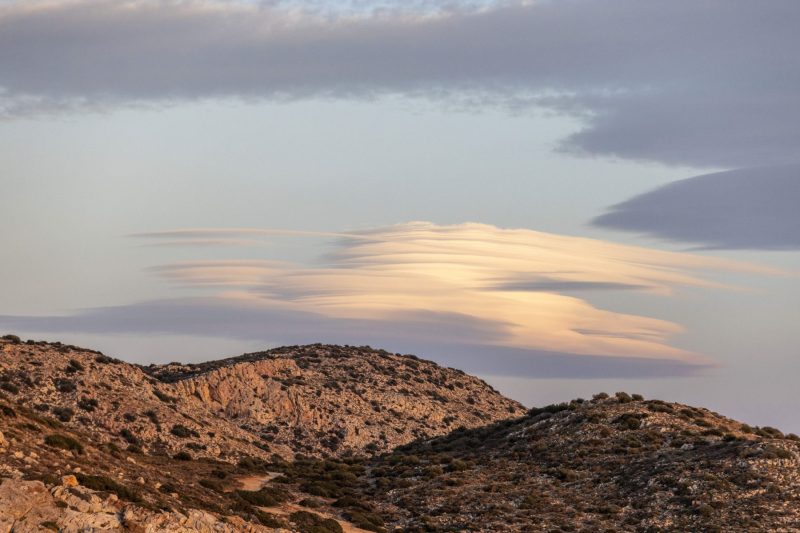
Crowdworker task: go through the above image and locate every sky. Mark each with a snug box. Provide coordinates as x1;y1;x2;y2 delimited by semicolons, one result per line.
1;0;798;431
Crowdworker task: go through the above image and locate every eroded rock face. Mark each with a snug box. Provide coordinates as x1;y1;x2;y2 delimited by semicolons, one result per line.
0;341;284;463
156;344;527;456
0;341;525;459
0;480;60;533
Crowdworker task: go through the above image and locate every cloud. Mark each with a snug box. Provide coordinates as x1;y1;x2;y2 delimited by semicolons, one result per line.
0;296;707;378
1;0;798;167
593;165;800;250
490;280;648;293
2;220;773;376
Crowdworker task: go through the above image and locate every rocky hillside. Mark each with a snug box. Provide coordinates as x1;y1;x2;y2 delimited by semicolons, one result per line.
0;337;524;463
353;392;800;532
2;335;800;532
142;343;526;456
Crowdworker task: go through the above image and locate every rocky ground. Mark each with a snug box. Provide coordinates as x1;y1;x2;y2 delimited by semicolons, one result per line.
355;394;800;532
1;335;799;532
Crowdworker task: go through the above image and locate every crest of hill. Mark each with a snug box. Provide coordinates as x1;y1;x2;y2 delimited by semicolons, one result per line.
0;336;525;460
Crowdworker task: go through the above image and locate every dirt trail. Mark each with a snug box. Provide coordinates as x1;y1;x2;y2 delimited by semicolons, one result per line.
232;472;282;491
234;472;375;532
261;502;375;533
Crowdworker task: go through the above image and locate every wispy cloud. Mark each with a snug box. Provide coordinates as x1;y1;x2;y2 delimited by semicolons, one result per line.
1;0;798;167
4;221;780;376
134;222;773;362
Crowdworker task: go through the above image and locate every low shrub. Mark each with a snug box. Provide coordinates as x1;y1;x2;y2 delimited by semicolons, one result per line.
289;511;343;533
0;382;19;394
343;510;385;532
66;359;85;373
75;473;141;502
77;397;98;412
120;428;141;446
55;379;76;393
236;486;290;507
52;407;74;422
528;403;574;417
170;424;199;438
199;478;225;492
44;434;83;454
153;389;177;403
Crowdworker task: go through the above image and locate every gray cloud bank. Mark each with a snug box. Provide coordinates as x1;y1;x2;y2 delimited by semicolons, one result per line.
593;165;800;250
1;0;799;167
0;297;707;378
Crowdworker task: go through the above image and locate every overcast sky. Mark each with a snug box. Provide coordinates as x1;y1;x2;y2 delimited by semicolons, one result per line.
1;0;798;431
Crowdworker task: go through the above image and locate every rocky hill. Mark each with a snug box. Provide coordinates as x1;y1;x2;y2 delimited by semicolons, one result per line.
1;335;799;532
0;338;524;463
353;393;800;532
142;343;526;457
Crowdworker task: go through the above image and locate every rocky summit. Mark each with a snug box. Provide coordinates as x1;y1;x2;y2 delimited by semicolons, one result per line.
1;334;799;532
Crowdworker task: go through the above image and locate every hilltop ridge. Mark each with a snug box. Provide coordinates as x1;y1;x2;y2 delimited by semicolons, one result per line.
0;337;524;461
1;335;799;532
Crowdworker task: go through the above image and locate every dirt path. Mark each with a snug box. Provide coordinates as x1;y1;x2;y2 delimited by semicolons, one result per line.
260;502;375;533
232;472;282;491
233;473;375;532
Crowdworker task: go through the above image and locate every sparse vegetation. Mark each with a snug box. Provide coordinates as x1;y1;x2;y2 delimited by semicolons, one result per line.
170;424;199;438
77;397;99;412
236;485;290;507
75;473;141;503
52;406;74;422
289;511;343;533
44;433;83;453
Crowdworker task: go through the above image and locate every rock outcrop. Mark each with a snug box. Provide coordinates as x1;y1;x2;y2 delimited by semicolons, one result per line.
0;340;524;461
150;344;526;456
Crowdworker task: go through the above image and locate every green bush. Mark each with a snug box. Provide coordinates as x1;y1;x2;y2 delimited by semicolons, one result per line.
55;379;76;393
289;511;343;533
153;389;177;403
254;510;287;528
615;392;632;403
170;424;199;438
52;407;74;422
0;382;19;394
75;473;141;502
66;359;85;373
343;510;385;532
44;434;84;454
120;428;141;446
77;397;98;412
528;403;574;417
199;478;225;492
236;486;290;507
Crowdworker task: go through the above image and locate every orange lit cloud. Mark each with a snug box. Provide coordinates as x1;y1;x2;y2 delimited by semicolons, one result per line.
137;222;776;365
